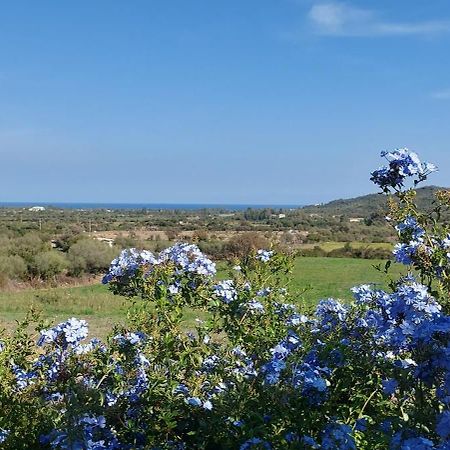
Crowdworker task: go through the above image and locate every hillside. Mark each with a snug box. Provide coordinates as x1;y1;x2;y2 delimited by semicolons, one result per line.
302;185;449;218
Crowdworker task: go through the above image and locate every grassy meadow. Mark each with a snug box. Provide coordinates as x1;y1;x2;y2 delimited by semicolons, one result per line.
0;256;406;338
296;241;393;251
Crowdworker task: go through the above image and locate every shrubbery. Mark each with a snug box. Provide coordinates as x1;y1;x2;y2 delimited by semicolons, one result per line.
0;232;120;285
0;149;449;448
67;239;118;277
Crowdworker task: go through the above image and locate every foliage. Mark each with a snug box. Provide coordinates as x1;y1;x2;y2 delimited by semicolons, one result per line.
0;149;449;449
32;251;69;281
67;239;118;277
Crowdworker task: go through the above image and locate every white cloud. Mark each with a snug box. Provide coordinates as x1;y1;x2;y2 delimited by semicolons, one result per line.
308;2;450;37
430;89;450;100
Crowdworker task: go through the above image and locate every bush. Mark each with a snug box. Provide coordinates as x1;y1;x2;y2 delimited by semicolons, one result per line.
67;239;117;276
12;233;49;264
223;232;269;259
0;149;449;449
0;255;27;281
31;251;68;280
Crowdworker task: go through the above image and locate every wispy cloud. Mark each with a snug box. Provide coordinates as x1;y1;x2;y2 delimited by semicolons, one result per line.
430;89;450;100
308;2;450;37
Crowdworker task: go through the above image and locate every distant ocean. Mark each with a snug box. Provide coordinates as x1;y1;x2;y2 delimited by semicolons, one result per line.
0;202;303;211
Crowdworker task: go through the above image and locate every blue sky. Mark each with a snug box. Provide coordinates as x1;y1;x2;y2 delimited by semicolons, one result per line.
1;0;449;204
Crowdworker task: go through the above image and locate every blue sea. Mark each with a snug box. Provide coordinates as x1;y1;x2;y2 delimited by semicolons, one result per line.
0;202;303;211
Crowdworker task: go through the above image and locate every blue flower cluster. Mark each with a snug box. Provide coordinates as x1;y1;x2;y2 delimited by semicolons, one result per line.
158;243;217;276
102;248;157;284
321;423;356;450
37;317;89;349
0;428;9;444
213;279;237;303
262;331;301;385
102;243;216;285
41;414;121;449
256;249;274;262
370;148;437;191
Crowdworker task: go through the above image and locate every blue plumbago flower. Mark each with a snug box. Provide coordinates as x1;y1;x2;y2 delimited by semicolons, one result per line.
103;243;216;285
351;284;374;304
284;432;299;443
186;397;202;407
202;400;213;410
0;429;10;444
231;347;259;378
38;318;88;349
213;280;237;303
245;299;265;314
442;234;450;249
262;358;286;385
370;148;437;191
441;234;450;262
391;431;436;450
355;281;443;353
174;384;190;395
40;414;121;449
436;410;450;439
102;248;153;284
302;435;319;448
262;331;301;385
396;216;426;240
315;299;348;332
12;364;37;390
354;418;367;432
73;338;105;355
256;249;274;262
240;437;271;449
256;287;271;297
393;239;430;265
201;355;220;372
167;282;180;295
292;356;330;405
382;378;399;395
275;303;309;326
158;243;216;276
113;331;146;347
321;422;356;450
401;437;435;450
379;420;392;434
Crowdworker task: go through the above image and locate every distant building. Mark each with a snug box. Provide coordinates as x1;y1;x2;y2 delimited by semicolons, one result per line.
349;217;364;223
29;206;45;212
278;213;286;219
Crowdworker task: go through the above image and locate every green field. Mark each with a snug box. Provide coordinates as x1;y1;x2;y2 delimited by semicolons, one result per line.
0;257;405;338
297;241;393;251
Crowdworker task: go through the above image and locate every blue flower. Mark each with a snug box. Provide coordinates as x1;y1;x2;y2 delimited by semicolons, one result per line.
240;437;271;449
371;148;437;191
354;418;367;432
395;216;425;240
256;249;274;262
302;435;319;448
321;422;356;450
213;280;237;303
38;318;88;349
203;400;213;410
0;429;10;444
436;410;450;439
186;397;202;407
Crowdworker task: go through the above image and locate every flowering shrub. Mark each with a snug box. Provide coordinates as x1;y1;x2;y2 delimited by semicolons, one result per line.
0;148;449;448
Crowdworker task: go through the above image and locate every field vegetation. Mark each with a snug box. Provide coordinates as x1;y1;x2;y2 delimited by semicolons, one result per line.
0;256;406;338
